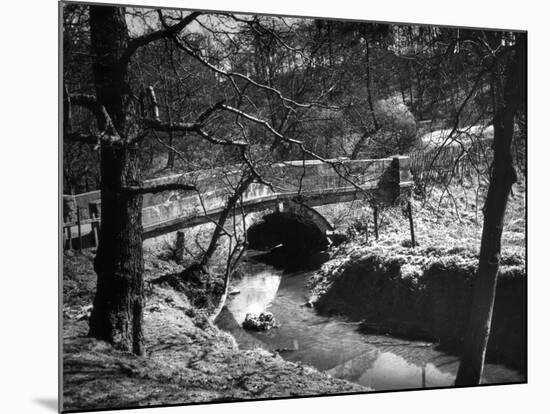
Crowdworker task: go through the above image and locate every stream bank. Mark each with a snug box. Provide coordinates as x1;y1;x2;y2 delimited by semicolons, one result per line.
216;249;524;392
308;246;526;373
62;251;365;412
307;180;526;374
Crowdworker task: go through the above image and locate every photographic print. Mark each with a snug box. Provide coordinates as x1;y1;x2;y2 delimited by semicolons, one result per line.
61;1;526;412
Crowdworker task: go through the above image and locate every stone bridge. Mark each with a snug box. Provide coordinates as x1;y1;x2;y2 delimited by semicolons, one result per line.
64;156;413;247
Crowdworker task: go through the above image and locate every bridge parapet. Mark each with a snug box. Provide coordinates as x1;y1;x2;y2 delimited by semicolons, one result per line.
64;156;413;239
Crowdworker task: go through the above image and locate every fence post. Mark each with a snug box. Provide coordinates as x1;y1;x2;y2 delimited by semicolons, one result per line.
63;194;77;250
77;206;82;251
373;205;379;240
91;213;99;248
364;212;369;242
407;200;416;247
176;230;185;264
66;226;73;251
89;201;100;248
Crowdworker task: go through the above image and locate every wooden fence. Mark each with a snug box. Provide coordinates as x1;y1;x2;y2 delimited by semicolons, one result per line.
409;141;493;182
63;198;101;250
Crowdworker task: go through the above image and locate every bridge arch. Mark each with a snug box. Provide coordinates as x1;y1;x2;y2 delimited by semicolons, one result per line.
276;198;334;234
246;199;333;255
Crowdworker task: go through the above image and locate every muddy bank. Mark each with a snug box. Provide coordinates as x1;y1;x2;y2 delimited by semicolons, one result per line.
62;252;365;412
309;248;526;372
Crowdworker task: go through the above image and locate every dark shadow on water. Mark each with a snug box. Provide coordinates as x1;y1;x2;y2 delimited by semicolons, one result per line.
358;321;436;343
249;246;329;273
34;398;58;412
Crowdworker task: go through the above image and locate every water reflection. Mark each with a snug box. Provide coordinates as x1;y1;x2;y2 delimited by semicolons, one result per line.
219;259;524;391
228;270;282;324
343;352;456;390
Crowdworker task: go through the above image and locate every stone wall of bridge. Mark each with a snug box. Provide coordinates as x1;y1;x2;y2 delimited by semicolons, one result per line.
64;156;413;240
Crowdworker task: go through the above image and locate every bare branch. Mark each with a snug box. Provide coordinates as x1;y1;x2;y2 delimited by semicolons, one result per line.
64;132;101;146
140;84;364;197
219;104;290;141
215;104;368;193
64;91;104;127
199;173;253;268
64;89;122;145
144;118;199;133
121;182;196;195
68;93;100;114
195;128;248;147
153;132;187;163
240;148;274;191
196;100;226;124
121;11;201;65
169;34;339;111
145;86;161;122
225;14;312;64
143;87;226;135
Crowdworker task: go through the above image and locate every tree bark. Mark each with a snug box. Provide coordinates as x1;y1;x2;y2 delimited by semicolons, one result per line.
199;175;253;269
455;34;525;385
163;74;176;170
364;38;379;132
87;6;146;355
350;35;379;160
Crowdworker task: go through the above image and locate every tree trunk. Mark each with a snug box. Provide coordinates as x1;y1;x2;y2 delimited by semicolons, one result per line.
200;175;253;269
350;35;379;160
455;34;525;385
163;75;176;170
415;71;423;120
87;6;146;355
166;132;175;170
364;38;379;132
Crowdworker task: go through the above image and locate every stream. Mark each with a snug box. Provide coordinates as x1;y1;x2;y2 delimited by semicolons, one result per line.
216;251;525;391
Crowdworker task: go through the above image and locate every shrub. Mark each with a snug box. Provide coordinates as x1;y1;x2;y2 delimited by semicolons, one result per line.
369;95;419;157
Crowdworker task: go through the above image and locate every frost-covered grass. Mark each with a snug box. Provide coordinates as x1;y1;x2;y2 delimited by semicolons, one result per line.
309;177;526;322
331;177;525;263
307;180;526;371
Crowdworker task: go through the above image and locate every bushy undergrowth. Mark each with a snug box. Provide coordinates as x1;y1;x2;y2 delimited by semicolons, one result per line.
325;177;525;261
63;250;97;308
312;177;525;301
308;178;526;370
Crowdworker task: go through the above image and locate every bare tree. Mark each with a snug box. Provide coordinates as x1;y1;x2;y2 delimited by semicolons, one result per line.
63;6;206;355
455;33;526;385
63;5;358;355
